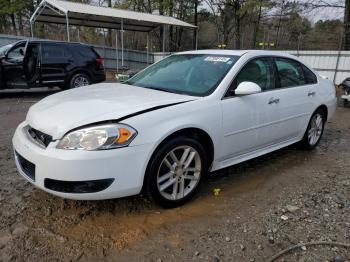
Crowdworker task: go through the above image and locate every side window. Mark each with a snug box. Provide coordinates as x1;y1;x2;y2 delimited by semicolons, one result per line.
302;64;317;84
7;44;25;59
275;58;306;88
42;44;65;60
75;46;97;60
235;57;275;91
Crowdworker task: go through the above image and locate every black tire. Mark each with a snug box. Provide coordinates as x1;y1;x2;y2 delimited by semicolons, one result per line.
64;73;91;90
145;136;207;208
343;99;350;108
300;108;326;150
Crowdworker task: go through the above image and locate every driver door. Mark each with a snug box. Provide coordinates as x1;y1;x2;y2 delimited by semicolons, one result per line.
23;43;41;86
220;57;280;164
2;41;41;88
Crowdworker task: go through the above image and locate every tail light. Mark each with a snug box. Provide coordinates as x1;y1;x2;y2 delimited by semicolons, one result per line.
96;58;104;67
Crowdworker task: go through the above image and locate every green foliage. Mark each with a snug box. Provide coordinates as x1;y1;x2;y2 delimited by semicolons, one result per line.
0;0;31;15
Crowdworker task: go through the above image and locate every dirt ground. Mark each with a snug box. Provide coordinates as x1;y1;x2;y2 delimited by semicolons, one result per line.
0;88;350;262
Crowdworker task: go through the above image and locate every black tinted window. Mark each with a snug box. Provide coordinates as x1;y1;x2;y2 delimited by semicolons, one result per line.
275;58;306;88
42;44;65;59
235;58;275;91
302;65;317;84
74;46;98;59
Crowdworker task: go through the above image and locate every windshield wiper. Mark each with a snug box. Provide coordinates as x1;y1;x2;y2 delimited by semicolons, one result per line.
132;84;193;96
143;86;175;94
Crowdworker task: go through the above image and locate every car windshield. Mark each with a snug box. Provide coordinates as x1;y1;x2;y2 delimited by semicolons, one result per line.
126;54;240;96
0;44;13;55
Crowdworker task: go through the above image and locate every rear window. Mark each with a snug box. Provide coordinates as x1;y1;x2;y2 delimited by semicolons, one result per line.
302;64;317;84
74;45;99;59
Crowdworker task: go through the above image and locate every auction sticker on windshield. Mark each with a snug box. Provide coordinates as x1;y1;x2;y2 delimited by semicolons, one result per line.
204;56;231;63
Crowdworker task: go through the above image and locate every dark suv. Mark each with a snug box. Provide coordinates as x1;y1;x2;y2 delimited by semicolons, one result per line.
0;40;106;90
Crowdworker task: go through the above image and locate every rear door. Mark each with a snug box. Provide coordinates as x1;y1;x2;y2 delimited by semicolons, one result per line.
271;57;314;141
41;43;72;85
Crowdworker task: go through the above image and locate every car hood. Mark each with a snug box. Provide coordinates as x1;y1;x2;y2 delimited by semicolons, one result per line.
26;83;197;139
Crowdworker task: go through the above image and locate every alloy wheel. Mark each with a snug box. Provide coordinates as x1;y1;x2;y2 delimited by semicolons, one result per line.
308;113;323;146
73;76;90;88
156;146;202;201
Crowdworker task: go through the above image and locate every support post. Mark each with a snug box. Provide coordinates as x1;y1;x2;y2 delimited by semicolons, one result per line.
297;33;301;56
116;29;119;72
121;19;124;68
30;22;34;38
66;12;70;42
146;32;149;64
195;28;198;50
77;27;80;42
162;24;166;52
334;32;343;83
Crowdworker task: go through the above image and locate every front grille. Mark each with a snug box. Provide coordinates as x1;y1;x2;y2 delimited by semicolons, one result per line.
27;126;52;148
15;152;35;181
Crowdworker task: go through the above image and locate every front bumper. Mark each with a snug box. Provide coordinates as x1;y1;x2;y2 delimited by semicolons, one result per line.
12;121;154;200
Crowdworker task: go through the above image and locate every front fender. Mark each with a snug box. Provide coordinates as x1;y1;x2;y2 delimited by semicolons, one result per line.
123;99;222;166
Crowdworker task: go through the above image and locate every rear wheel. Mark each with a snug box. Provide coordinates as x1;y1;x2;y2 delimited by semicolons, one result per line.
145;137;207;208
343;99;350;107
300;109;326;150
61;73;91;90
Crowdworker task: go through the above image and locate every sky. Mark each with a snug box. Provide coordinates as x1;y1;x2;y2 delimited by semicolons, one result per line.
307;1;345;22
201;0;345;23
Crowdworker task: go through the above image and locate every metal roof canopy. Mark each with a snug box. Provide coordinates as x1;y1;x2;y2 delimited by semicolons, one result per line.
30;0;197;69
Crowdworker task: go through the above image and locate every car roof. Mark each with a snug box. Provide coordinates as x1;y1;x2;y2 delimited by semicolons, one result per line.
176;49;297;59
13;39;91;47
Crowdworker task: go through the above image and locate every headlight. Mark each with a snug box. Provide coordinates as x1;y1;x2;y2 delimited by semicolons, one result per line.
56;124;137;150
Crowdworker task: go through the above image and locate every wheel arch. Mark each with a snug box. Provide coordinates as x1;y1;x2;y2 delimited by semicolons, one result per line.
302;104;328;135
67;69;92;84
317;104;328;120
141;127;215;190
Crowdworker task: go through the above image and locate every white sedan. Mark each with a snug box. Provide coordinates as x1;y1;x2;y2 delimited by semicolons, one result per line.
13;50;336;207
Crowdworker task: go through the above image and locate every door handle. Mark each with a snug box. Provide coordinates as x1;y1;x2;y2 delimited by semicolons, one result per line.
268;97;280;104
308;91;316;96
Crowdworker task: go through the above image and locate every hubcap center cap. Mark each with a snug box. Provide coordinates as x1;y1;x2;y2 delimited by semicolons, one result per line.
177;168;183;176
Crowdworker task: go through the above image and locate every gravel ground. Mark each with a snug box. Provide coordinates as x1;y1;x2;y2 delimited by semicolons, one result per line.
0;88;349;262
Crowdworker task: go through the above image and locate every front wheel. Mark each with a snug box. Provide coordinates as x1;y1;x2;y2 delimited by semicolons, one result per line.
145;137;207;208
300;109;326;150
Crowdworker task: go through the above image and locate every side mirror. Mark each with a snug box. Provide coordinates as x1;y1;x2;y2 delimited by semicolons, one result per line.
235;81;262;96
19;48;24;56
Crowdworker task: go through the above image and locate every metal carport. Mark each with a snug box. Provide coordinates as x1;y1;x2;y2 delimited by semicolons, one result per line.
30;0;197;69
